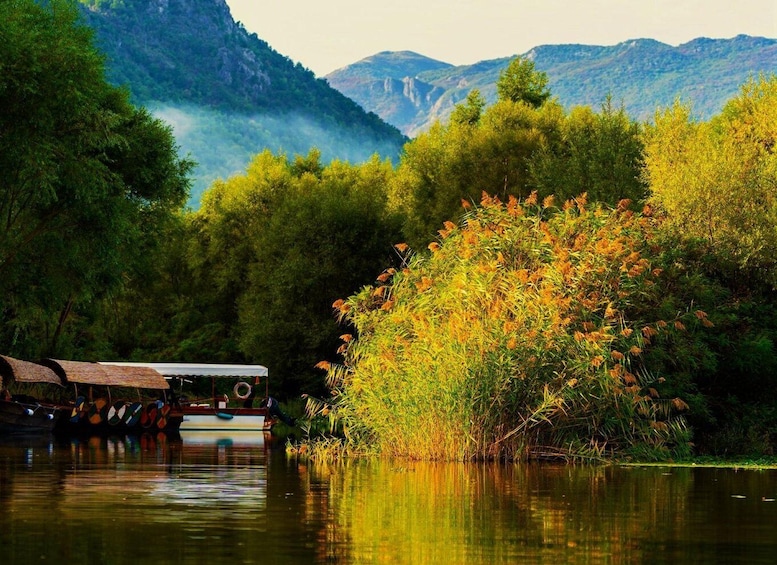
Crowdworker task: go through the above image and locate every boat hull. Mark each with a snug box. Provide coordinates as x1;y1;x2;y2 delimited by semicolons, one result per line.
0;400;61;433
180;407;272;431
55;400;184;437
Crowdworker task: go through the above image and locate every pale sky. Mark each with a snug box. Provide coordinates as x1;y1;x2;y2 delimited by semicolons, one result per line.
225;0;777;77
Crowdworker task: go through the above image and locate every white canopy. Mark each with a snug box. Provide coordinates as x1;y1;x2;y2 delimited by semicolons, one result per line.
99;362;269;378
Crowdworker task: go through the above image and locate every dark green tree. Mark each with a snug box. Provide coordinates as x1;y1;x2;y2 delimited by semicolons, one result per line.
0;0;192;358
529;96;647;205
237;157;404;398
496;56;551;108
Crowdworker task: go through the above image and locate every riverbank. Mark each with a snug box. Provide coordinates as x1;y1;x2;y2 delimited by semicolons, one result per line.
622;457;777;470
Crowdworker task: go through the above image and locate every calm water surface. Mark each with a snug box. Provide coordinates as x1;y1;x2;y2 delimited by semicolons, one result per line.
1;431;776;564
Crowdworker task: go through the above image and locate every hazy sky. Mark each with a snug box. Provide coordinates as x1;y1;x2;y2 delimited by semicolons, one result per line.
224;0;777;77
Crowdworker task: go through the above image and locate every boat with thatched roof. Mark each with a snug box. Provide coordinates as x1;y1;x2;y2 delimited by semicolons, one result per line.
39;359;184;435
0;355;65;433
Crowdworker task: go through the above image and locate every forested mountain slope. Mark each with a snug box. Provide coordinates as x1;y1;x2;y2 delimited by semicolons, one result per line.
77;0;407;206
326;36;777;136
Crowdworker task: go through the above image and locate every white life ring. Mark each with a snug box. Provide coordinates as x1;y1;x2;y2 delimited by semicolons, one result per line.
233;381;252;400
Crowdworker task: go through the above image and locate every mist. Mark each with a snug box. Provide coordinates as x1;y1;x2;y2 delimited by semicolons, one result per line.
150;103;406;208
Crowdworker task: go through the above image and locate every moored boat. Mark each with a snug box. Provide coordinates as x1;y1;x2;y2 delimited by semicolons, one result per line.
0;355;65;433
98;362;292;433
38;359;183;436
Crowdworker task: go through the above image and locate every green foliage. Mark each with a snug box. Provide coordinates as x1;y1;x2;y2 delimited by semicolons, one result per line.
321;194;704;461
236;155;404;397
390;93;646;249
109;151;404;398
644;75;777;287
390;99;549;248
530;96;647;205
0;0;191;359
496;56;551;108
450;89;486;126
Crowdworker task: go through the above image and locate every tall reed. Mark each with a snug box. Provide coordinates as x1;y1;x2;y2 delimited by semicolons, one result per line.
317;193;698;461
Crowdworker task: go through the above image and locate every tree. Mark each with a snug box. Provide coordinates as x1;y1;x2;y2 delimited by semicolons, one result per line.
237;156;404;398
389;97;559;249
644;75;777;286
450;89;486;126
496;56;551;108
530;96;646;205
0;0;192;357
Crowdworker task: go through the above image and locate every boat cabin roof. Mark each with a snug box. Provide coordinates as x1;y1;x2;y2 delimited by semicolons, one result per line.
42;359;170;389
99;362;269;378
0;355;64;387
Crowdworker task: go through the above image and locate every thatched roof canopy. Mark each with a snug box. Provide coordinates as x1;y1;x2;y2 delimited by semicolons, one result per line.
0;355;63;387
39;359;169;389
101;364;169;390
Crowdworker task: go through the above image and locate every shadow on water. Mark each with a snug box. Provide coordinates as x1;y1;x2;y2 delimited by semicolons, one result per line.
1;432;776;564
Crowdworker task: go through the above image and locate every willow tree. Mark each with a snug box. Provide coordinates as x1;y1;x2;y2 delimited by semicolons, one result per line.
0;0;192;358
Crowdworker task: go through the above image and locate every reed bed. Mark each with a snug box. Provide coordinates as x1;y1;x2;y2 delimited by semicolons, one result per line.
308;193;700;461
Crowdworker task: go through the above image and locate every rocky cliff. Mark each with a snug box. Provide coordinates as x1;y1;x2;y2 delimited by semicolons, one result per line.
326;36;777;136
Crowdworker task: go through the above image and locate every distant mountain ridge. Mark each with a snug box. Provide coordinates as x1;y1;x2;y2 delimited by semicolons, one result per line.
325;36;777;136
77;0;407;206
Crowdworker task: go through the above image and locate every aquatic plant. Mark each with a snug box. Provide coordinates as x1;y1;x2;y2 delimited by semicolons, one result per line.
314;193;698;461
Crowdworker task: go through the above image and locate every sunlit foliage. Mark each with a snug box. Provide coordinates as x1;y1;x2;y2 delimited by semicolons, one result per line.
531;96;647;205
319;194;698;461
496;56;551;108
644;75;777;287
391;90;646;250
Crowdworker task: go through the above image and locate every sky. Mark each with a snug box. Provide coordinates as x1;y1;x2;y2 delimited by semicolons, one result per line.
225;0;777;77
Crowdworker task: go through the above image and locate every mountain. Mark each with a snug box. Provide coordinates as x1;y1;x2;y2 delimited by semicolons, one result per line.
77;0;407;207
325;36;777;137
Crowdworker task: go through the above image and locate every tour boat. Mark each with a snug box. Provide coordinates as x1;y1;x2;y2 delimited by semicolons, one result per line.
98;362;292;433
39;358;184;436
0;355;63;434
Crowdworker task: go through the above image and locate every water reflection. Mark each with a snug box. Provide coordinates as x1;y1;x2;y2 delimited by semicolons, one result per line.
0;434;775;564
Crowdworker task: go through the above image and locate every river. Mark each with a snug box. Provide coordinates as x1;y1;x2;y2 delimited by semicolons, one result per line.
0;431;775;564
